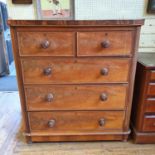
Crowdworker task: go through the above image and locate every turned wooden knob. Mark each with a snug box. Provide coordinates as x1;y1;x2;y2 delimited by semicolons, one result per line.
43;67;52;76
46;93;54;102
41;40;50;49
99;118;105;126
100;93;108;101
101;68;109;76
48;120;55;128
101;40;110;48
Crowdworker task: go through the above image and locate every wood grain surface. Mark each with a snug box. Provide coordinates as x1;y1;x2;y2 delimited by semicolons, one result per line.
77;31;133;56
21;58;130;84
28;111;125;132
25;85;127;111
17;32;75;56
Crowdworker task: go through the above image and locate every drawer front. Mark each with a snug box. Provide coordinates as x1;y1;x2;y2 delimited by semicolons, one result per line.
77;31;133;56
17;32;75;56
143;115;155;132
25;85;127;111
150;71;155;81
28;111;125;132
145;98;155;113
21;58;130;84
147;83;155;96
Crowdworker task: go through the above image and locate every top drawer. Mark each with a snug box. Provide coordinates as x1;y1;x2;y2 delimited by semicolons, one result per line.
77;31;134;56
17;32;75;56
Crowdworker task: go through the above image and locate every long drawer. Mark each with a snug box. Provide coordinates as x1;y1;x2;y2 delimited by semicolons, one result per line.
17;32;75;56
147;83;155;96
21;58;130;84
77;31;134;56
142;115;155;132
150;71;155;81
28;111;125;132
25;85;127;111
145;98;155;113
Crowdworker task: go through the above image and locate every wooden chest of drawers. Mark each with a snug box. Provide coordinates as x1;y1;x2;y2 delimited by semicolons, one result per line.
132;53;155;143
8;20;144;143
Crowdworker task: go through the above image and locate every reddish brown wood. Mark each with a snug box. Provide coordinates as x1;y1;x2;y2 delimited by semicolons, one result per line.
131;52;155;143
9;19;144;143
12;0;32;4
21;58;130;84
147;83;155;96
150;71;155;81
7;19;145;27
28;111;125;132
25;85;127;111
77;31;133;56
142;115;155;132
145;98;155;113
17;32;75;56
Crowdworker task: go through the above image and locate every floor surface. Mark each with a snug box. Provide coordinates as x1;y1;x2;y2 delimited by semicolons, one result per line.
0;92;155;155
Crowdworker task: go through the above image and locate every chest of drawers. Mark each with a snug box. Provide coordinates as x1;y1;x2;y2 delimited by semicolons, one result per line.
132;53;155;143
8;20;144;143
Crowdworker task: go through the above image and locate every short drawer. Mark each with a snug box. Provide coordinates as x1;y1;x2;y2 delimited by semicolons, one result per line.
77;31;133;56
28;111;125;132
143;115;155;132
17;32;75;56
150;71;155;81
147;83;155;96
25;85;127;111
21;58;130;84
145;98;155;113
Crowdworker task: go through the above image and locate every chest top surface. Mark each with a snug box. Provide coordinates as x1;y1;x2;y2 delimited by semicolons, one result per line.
7;19;144;27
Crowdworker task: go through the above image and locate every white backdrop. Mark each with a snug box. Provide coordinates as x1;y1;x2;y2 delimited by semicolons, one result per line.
6;0;144;20
75;0;144;20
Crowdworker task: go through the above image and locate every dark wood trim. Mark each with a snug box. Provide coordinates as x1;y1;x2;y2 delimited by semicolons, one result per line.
7;19;145;27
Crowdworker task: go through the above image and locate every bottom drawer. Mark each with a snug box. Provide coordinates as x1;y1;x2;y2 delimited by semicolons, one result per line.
28;111;125;133
143;115;155;132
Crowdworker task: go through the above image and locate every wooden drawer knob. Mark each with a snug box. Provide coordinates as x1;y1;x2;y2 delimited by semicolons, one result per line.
41;40;50;49
46;93;54;102
101;40;110;48
99;118;105;126
48;120;55;128
101;68;109;76
100;93;108;101
43;67;52;76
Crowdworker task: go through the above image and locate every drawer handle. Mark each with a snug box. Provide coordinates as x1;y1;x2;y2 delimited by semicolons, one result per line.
43;67;52;76
48;120;56;128
101;40;110;48
101;68;109;76
99;118;106;126
100;93;108;101
41;40;50;49
46;93;54;102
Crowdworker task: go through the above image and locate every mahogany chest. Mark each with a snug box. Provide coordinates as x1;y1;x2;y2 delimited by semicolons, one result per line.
132;53;155;143
8;20;144;143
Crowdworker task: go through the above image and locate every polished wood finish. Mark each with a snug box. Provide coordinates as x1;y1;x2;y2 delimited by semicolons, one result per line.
8;19;144;26
8;20;143;143
147;83;155;96
150;71;155;81
131;52;155;143
77;31;133;56
143;115;155;132
145;98;155;113
18;32;75;56
25;85;127;111
21;58;130;84
28;111;125;132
